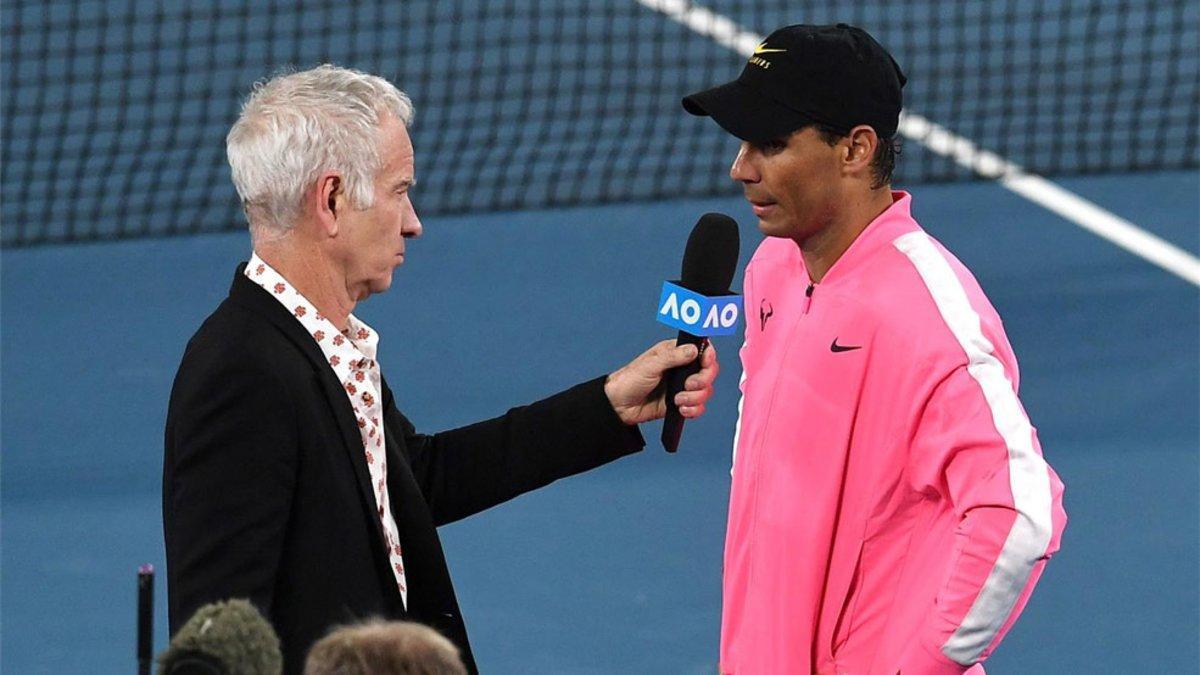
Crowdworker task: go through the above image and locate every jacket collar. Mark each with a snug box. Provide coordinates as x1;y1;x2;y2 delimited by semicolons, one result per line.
809;190;920;286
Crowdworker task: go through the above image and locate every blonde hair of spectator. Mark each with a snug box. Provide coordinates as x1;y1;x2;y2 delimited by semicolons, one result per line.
303;619;466;675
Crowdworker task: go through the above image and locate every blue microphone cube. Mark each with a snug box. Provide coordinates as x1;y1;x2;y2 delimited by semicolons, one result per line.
656;281;742;337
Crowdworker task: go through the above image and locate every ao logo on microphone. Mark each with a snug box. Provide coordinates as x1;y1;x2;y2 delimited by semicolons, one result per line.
656;281;742;337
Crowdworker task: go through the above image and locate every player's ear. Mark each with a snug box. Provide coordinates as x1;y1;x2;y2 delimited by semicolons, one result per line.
842;125;878;176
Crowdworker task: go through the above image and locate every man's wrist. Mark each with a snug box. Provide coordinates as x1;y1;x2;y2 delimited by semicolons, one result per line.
603;370;636;426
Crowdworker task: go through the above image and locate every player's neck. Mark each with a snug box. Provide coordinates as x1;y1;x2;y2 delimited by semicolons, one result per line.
797;187;895;284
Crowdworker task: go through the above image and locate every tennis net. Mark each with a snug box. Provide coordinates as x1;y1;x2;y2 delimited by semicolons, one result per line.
2;0;1196;246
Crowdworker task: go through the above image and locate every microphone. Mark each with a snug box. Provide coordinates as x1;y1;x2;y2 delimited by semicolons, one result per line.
138;564;154;675
157;599;282;675
659;213;740;452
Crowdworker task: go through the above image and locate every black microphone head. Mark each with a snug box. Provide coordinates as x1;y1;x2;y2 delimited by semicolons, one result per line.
680;213;740;295
158;599;282;675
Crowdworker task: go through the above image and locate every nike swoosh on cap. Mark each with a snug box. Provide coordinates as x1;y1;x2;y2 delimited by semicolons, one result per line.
753;42;786;55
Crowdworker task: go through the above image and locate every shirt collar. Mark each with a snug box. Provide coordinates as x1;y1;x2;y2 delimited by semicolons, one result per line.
244;252;380;360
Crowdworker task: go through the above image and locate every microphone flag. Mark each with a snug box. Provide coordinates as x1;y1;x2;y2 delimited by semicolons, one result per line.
656;281;741;337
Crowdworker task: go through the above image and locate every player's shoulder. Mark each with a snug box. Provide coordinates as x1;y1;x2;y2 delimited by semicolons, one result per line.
884;230;1001;322
867;230;1008;356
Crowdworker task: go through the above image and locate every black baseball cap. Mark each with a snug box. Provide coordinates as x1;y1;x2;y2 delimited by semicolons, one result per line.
682;23;906;143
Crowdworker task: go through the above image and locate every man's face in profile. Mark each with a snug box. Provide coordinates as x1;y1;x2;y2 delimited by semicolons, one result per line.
335;114;423;300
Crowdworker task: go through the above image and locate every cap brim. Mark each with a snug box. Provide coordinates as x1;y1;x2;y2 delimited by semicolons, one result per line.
682;80;811;143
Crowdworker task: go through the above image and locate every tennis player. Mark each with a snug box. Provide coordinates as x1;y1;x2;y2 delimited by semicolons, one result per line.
682;24;1067;674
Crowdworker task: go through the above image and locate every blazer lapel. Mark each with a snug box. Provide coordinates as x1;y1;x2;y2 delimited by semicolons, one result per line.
314;373;391;550
225;264;391;562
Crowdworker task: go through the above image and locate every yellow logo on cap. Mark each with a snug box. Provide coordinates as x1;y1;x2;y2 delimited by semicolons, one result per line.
753;42;787;55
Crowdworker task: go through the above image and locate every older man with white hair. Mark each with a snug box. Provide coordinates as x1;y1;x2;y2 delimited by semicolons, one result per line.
163;65;719;674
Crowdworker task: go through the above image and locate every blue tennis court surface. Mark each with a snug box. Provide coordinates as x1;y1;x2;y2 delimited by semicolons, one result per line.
2;170;1197;673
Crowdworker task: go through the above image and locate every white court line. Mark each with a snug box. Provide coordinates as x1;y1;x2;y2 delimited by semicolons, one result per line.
637;0;1200;287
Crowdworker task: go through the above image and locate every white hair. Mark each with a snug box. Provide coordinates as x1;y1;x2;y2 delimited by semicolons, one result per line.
226;64;414;238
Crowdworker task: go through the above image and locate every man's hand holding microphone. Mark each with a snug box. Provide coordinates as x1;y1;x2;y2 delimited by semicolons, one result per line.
604;213;740;444
605;339;719;425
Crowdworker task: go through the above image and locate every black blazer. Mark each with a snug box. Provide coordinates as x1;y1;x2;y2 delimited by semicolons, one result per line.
164;265;644;673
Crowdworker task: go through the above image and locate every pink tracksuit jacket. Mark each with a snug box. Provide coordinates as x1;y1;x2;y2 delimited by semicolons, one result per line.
721;192;1066;675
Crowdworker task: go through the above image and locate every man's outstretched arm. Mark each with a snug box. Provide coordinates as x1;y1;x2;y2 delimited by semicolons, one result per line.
387;340;719;525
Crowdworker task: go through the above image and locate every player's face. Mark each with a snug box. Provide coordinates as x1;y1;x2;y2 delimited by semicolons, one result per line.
730;126;845;241
340;115;422;300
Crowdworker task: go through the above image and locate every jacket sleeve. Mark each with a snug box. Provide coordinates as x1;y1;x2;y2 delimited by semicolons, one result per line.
381;376;644;526
163;349;298;632
898;363;1067;675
